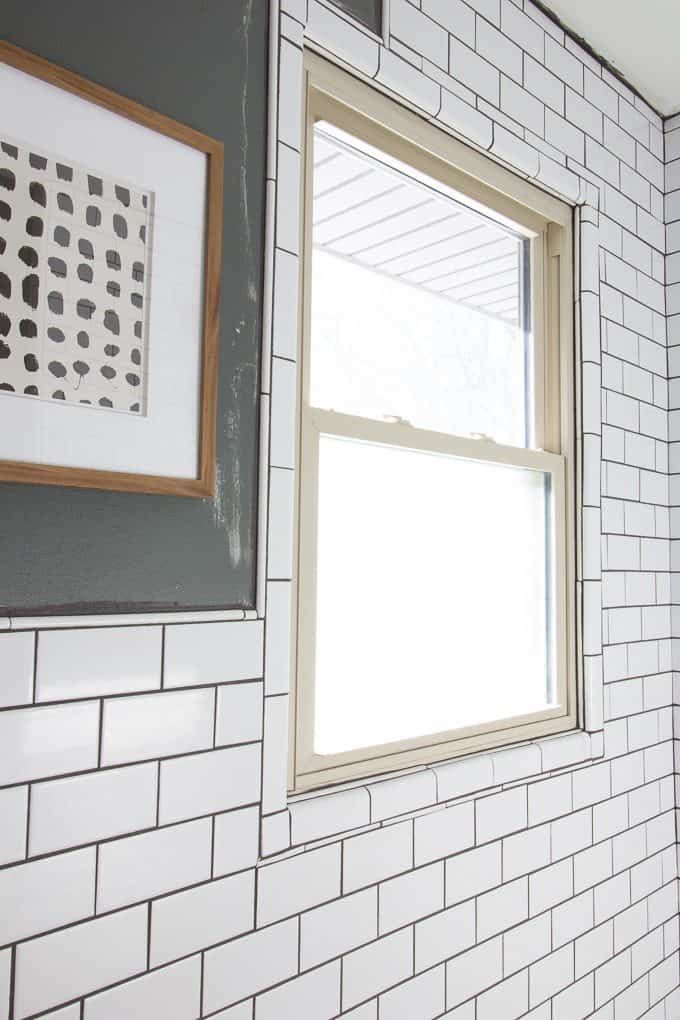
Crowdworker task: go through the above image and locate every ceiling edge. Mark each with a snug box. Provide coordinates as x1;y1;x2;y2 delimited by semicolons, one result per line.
528;0;666;122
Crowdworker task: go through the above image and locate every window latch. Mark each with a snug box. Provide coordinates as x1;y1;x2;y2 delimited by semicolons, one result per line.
383;415;413;426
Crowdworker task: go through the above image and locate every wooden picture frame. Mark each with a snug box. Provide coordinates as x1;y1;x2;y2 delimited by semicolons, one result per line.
0;41;223;497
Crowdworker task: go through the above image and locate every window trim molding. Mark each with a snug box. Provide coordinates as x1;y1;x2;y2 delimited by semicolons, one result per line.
257;0;605;855
289;53;579;793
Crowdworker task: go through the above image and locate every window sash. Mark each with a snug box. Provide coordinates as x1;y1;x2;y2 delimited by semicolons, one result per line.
294;407;572;788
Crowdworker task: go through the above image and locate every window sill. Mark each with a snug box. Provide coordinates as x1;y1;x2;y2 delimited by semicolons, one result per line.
262;728;604;856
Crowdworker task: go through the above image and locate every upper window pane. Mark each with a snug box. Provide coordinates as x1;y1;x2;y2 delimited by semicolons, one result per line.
309;123;534;448
328;0;383;34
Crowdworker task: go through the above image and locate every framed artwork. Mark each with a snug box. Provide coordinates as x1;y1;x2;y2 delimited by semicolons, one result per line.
0;41;223;496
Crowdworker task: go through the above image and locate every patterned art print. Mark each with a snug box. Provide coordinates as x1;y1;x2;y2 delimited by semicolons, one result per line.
0;136;153;414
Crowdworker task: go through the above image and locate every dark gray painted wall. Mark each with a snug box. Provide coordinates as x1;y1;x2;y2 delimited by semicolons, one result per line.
1;0;268;614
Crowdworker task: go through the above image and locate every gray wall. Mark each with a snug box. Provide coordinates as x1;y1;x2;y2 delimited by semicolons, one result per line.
1;0;268;614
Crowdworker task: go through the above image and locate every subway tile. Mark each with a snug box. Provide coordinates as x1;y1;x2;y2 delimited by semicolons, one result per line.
614;899;648;954
260;809;290;857
267;467;295;579
342;929;413;1011
438;91;493;150
257;843;341;926
432;754;493;801
300;888;377;971
503;824;550;880
414;802;474;866
275;143;301;255
503;913;552;975
392;0;448;68
476;786;527;842
595;872;631;925
0;785;27;866
164;621;263;688
290;788;371;845
29;762;157;855
13;905;148;1020
450;39;499;105
150;871;254;967
84;956;201;1020
377;50;440;115
213;805;260;877
528;774;572;826
369;770;437;822
530;859;573;915
500;76;544;135
380;862;443;934
36;627;161;701
478;877;528;940
476;18;522;83
261;694;288;814
195;1003;252;1020
478;970;528;1020
97;818;211;912
379;967;445;1020
574;841;613;894
446;841;502;905
575;921;614;980
530;945;574;1008
159;744;260;824
573;762;611;810
551;807;592;860
552;974;595;1020
0;847;95;945
446;937;503;1009
264;580;292;694
500;0;544;60
0;632;34;707
422;0;475;43
35;1007;81;1020
277;38;303;152
257;961;341;1020
415;899;475;972
100;688;214;766
553;889;594;948
343;820;412;893
215;681;263;746
306;1;380;78
595;949;632;1008
203;918;298;1014
270;357;297;469
492;743;541;785
0;701;99;785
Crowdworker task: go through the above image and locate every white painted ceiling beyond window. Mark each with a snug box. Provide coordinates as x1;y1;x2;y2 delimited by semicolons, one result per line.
543;0;680;116
313;128;524;325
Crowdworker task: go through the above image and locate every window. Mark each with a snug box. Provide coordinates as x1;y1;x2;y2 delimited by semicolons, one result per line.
327;0;383;36
291;54;575;791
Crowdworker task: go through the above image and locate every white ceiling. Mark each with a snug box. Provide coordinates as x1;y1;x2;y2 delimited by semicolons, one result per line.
543;0;680;117
313;128;523;324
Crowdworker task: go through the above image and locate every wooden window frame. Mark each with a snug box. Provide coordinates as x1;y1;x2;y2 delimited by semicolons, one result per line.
291;52;576;793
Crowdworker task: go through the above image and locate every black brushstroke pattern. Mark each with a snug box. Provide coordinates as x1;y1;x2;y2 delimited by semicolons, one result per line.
18;246;38;268
19;319;37;338
22;275;39;309
29;182;46;206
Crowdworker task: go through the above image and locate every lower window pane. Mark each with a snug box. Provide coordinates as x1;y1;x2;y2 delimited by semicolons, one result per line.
313;434;555;756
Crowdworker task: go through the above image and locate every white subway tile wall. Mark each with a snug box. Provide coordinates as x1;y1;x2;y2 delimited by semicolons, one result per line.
1;1;679;1018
